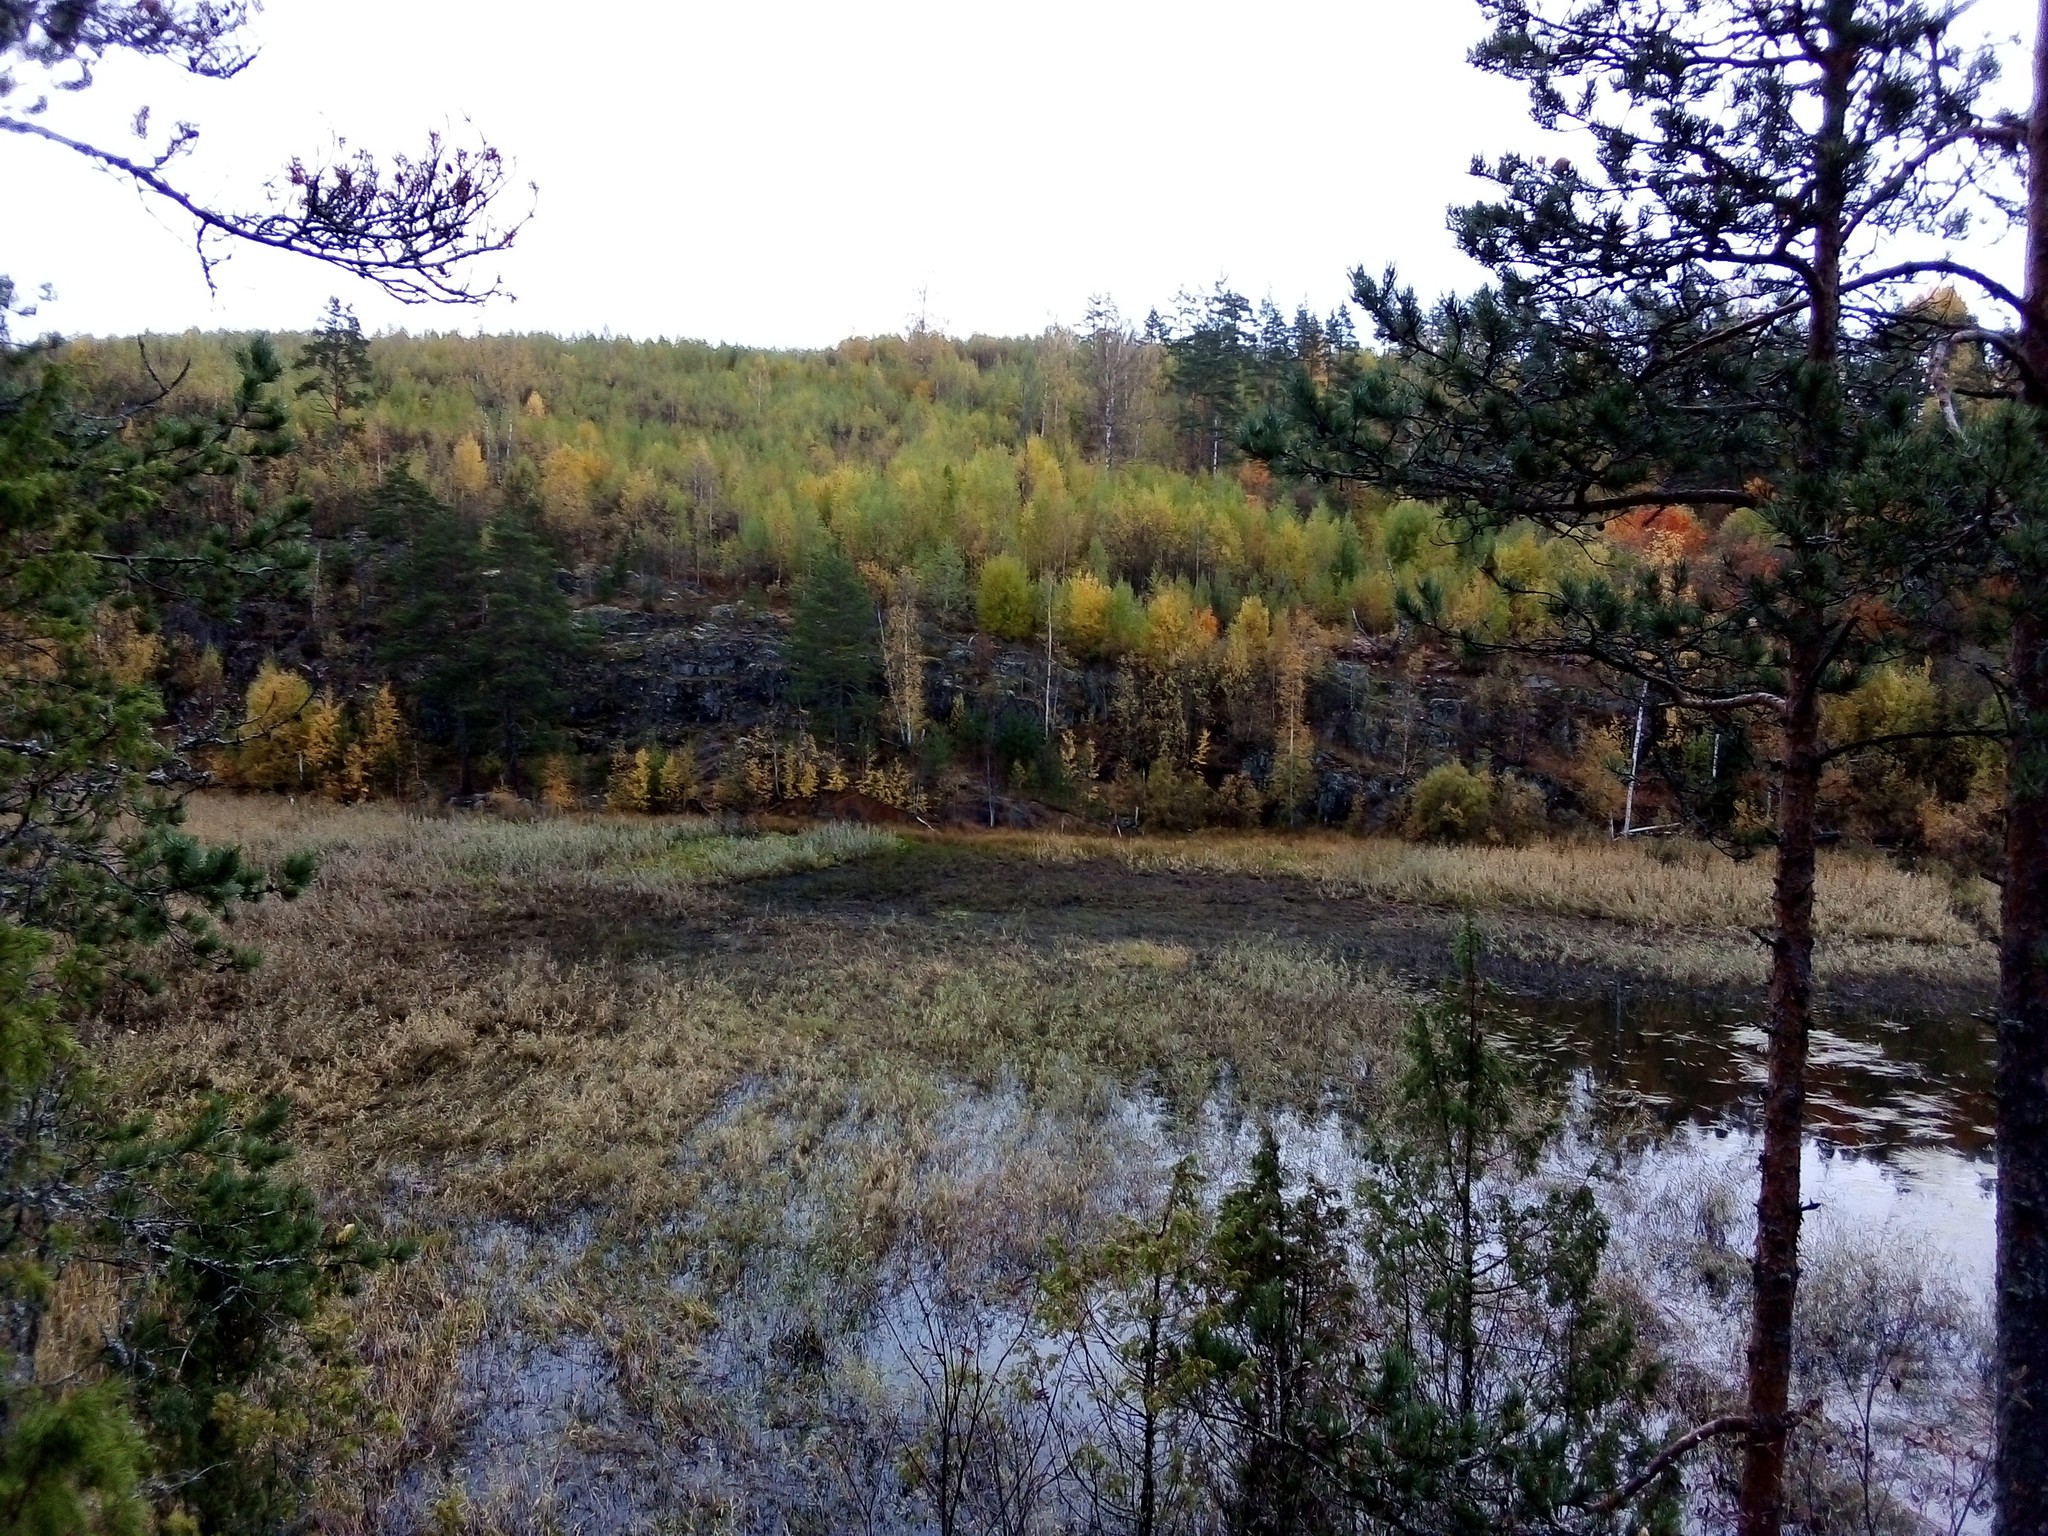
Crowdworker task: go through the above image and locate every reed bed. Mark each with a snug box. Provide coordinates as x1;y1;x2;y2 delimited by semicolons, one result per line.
1020;828;1984;946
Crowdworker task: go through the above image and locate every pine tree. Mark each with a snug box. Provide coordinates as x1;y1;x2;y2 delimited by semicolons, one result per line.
1;333;328;1531
1250;6;2011;1528
1192;1129;1358;1535
2;5;518;1522
1348;926;1675;1534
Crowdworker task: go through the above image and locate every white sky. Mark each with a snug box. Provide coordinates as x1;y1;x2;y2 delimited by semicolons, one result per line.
4;0;2039;346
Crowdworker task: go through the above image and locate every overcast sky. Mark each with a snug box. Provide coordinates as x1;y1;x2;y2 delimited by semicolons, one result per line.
4;0;2038;347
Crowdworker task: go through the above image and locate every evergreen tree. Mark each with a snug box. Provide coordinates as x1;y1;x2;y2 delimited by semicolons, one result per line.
2;5;519;1526
472;502;581;791
375;471;581;793
0;333;352;1532
1161;284;1256;471
1159;930;1677;1536
293;297;373;435
1249;5;2010;1530
1191;1130;1358;1535
375;470;487;789
1348;926;1675;1536
787;540;879;746
112;1099;402;1532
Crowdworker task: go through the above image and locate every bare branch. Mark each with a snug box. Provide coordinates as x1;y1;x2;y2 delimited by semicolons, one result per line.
0;113;528;304
1589;1415;1752;1516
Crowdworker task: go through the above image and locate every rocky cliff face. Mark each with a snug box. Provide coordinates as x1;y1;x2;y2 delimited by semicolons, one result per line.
565;601;1620;826
568;603;793;745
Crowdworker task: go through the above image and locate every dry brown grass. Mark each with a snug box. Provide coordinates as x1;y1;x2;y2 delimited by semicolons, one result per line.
135;798;1406;1223
1015;826;1987;946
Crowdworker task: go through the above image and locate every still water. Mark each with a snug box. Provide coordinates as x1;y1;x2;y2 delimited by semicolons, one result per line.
1501;986;1999;1284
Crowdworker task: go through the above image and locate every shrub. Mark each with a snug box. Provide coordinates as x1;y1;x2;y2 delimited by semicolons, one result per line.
1216;771;1266;828
1488;773;1546;846
1404;762;1495;843
1142;756;1211;831
977;554;1037;640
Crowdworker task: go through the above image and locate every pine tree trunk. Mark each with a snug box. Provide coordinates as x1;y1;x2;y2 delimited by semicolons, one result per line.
1738;669;1821;1536
2000;10;2048;1524
2000;610;2048;1536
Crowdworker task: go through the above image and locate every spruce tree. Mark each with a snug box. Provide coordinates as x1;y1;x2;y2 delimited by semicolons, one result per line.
293;297;374;436
788;540;880;747
1250;5;2011;1530
375;471;581;794
472;501;581;792
1159;285;1257;472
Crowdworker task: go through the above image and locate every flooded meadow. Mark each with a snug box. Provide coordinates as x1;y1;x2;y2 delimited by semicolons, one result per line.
114;801;2001;1533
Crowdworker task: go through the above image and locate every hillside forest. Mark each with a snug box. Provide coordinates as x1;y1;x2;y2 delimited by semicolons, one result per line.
60;301;2000;857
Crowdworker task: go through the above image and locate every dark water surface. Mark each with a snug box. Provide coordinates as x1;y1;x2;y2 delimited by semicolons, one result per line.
1501;986;1999;1283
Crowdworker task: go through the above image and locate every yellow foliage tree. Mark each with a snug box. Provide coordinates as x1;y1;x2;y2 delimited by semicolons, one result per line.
664;742;701;810
92;606;163;686
977;554;1037;640
880;574;926;747
341;684;409;801
298;693;349;797
539;755;581;812
1056;572;1116;661
1566;722;1630;822
606;746;659;813
1268;615;1317;823
450;435;489;502
619;467;665;537
541;443;599;546
233;663;315;790
1140;587;1217;672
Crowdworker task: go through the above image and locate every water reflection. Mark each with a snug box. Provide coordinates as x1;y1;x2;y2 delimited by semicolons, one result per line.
1503;985;1996;1155
1502;986;1999;1284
